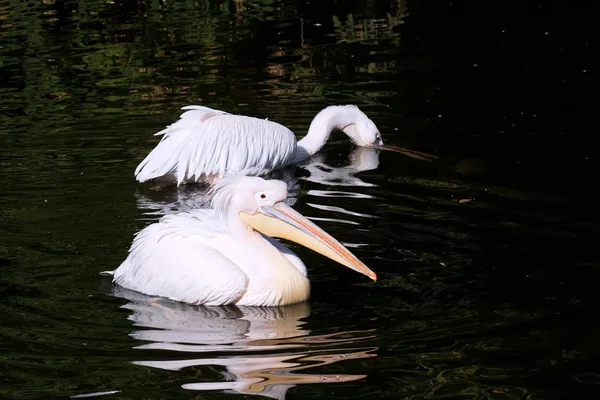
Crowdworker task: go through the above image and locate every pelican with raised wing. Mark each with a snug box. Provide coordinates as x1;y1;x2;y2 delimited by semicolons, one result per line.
106;176;376;306
134;105;436;185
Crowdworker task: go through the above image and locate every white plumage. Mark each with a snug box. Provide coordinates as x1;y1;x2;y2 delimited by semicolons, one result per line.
106;176;376;307
134;105;386;185
135;106;298;184
113;210;253;305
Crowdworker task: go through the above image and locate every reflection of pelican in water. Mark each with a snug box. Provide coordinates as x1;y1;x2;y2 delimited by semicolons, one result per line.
300;146;381;187
298;147;381;227
114;287;378;400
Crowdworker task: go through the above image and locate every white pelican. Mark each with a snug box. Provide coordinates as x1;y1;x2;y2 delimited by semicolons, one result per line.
107;176;377;306
134;104;436;185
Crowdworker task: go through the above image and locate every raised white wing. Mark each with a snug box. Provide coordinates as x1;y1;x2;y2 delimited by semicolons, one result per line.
112;210;249;305
134;106;298;185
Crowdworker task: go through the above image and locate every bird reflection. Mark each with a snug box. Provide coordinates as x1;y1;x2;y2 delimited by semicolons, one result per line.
300;146;380;188
112;287;377;399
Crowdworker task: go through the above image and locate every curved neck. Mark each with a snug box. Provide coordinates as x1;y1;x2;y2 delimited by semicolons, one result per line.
294;106;355;162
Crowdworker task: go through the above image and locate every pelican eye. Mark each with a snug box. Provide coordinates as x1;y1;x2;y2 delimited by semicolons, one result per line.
260;194;266;199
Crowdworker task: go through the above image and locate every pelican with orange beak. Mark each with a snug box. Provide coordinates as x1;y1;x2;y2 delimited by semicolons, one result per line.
106;176;376;306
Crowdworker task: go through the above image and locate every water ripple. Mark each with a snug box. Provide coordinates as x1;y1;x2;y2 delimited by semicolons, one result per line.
113;288;378;399
308;190;376;199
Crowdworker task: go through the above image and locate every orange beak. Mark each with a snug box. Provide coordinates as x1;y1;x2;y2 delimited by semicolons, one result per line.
239;203;377;281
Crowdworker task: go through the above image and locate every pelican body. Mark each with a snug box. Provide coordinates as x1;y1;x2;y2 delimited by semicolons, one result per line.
134;105;387;185
108;176;376;306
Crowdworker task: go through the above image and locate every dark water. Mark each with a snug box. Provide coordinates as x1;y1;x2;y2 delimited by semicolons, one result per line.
1;0;599;399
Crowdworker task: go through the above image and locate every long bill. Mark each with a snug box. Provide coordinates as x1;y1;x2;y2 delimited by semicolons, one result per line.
239;203;377;281
369;144;439;162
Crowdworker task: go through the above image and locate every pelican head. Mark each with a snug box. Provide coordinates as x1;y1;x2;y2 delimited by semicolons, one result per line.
340;105;384;147
338;105;439;162
211;176;377;281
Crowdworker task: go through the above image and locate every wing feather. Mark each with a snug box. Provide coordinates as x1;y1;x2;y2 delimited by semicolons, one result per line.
135;106;297;184
113;211;249;305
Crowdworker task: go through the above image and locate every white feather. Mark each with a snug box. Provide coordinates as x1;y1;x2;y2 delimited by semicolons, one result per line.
113;211;249;306
134;106;297;185
263;236;308;277
110;176;314;306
